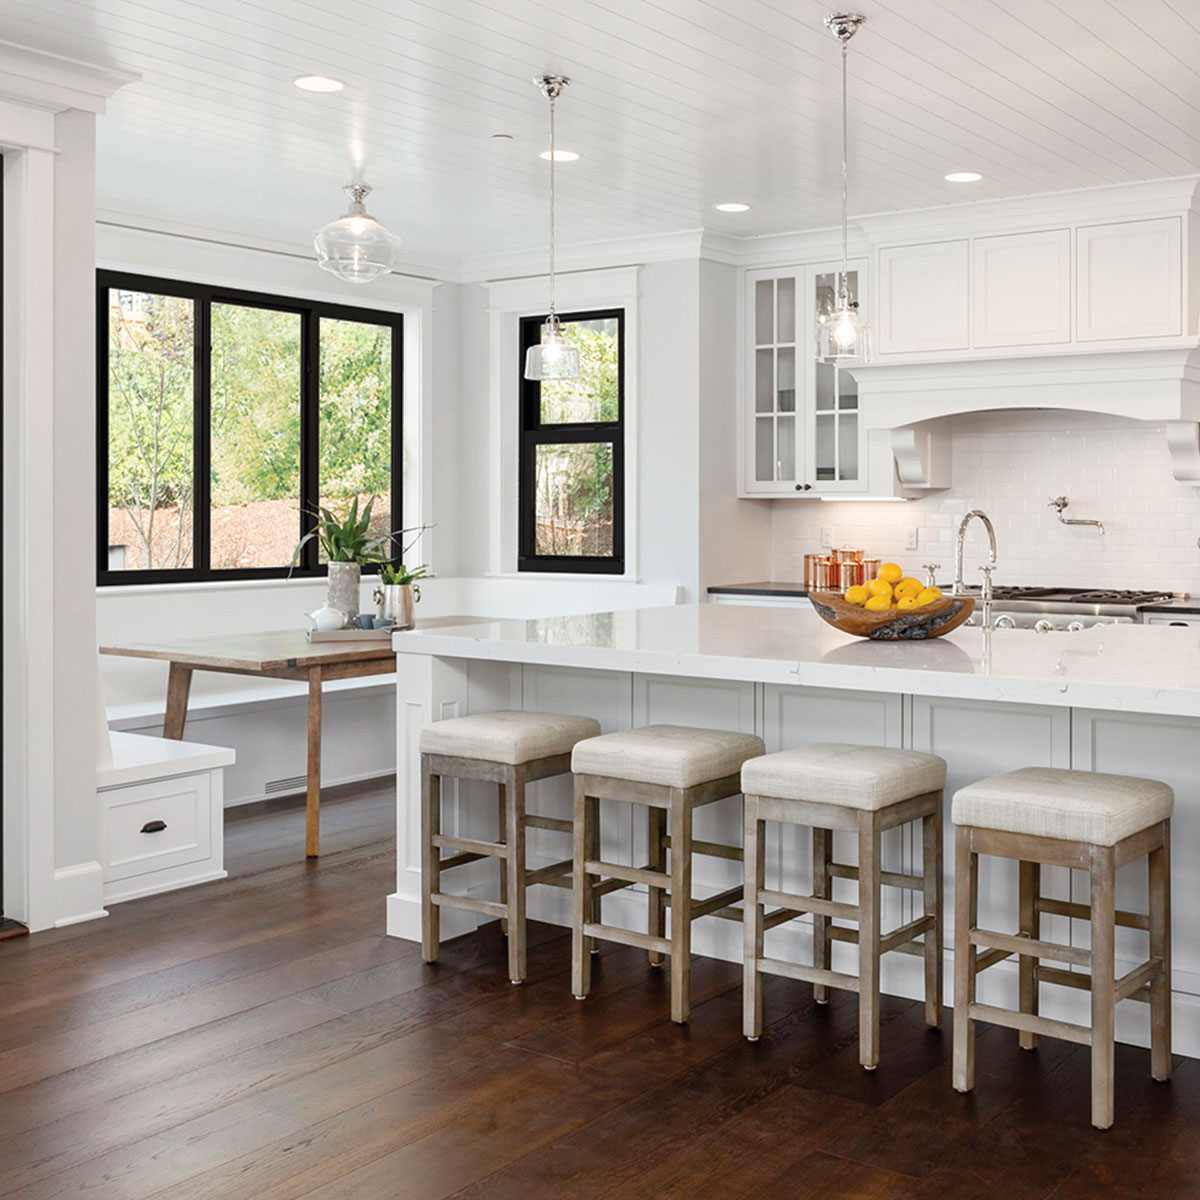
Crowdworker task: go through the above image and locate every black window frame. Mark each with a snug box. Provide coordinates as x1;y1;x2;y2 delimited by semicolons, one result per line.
518;308;625;575
96;270;404;585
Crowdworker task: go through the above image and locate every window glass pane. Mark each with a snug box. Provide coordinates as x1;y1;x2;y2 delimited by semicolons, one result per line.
776;277;795;342
533;442;614;557
539;316;620;425
106;288;195;570
755;348;774;413
755;279;773;345
319;317;394;559
755;416;774;482
209;303;302;569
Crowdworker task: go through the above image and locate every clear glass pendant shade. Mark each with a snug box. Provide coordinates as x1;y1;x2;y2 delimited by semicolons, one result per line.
313;184;401;283
524;75;580;381
817;297;872;364
524;322;581;380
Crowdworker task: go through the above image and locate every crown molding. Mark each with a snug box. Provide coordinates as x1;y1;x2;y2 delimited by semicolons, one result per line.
0;39;138;114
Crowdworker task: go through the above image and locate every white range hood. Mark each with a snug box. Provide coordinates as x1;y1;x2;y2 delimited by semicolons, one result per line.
850;346;1200;485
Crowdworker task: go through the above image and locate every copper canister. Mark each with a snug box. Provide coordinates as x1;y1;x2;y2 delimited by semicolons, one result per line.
810;557;839;590
834;547;863;564
838;560;864;588
803;554;824;589
860;556;881;582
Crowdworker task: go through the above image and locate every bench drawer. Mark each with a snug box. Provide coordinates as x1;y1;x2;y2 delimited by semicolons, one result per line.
103;773;213;882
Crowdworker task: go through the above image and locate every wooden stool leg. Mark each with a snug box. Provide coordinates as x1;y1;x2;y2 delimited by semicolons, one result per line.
571;777;594;1000
1090;845;1117;1130
420;759;440;964
1018;859;1041;1049
953;826;979;1093
812;827;832;1004
857;811;882;1070
586;791;601;955
505;768;526;984
497;782;508;936
923;799;944;1028
669;789;694;1024
647;806;667;966
1149;820;1172;1083
743;797;765;1040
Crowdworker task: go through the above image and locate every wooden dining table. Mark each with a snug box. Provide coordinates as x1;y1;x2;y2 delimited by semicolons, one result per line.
100;617;480;857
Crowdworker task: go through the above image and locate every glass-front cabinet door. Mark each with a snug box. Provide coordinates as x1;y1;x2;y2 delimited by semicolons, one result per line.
749;274;799;491
807;261;868;494
743;260;869;496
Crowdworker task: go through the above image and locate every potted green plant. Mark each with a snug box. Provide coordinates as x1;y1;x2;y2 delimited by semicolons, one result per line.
293;496;420;621
375;561;429;630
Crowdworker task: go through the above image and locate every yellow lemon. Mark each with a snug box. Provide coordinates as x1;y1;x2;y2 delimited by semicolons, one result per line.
843;584;869;606
894;577;922;601
867;578;893;601
879;562;904;585
896;595;919;610
916;586;943;606
864;594;892;612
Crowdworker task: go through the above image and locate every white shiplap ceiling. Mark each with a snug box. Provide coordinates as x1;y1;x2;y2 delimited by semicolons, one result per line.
5;0;1200;276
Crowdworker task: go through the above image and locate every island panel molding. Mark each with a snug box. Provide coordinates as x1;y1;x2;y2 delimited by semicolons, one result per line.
392;605;1200;1056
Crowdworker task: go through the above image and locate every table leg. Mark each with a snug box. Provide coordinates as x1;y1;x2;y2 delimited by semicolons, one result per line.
163;664;193;740
306;666;323;858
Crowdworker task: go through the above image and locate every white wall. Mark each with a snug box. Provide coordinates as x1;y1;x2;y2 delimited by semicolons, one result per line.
93;224;452;808
772;409;1200;594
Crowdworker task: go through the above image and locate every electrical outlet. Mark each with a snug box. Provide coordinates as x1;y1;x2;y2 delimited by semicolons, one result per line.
905;527;919;551
820;525;833;549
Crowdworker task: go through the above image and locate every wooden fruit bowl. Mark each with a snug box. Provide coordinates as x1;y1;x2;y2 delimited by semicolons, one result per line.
810;590;975;641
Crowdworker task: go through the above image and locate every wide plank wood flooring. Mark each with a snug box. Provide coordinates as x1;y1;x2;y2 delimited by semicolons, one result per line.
2;784;1198;1199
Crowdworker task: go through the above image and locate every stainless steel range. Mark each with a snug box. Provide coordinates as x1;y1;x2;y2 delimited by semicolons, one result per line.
960;587;1177;631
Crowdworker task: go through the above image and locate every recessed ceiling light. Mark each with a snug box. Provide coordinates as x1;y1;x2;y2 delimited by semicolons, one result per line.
294;74;344;93
540;149;580;162
944;171;983;183
714;202;751;213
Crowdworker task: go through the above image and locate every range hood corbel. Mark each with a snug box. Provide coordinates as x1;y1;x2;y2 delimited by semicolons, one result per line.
1165;420;1200;485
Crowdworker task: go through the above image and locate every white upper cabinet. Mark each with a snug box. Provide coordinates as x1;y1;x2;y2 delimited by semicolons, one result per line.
877;241;969;355
973;228;1070;348
1076;217;1182;341
742;260;869;496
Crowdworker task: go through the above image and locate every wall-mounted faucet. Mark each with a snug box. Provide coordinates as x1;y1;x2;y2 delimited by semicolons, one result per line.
1049;496;1105;536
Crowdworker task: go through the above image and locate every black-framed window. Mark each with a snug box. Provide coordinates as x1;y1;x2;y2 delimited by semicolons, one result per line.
97;271;402;584
518;309;624;574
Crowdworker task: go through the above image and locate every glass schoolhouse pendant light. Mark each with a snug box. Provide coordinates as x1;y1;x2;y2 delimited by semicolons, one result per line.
817;13;873;365
524;75;581;381
313;182;402;283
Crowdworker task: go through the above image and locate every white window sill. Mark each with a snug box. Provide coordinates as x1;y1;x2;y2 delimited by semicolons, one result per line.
484;571;642;583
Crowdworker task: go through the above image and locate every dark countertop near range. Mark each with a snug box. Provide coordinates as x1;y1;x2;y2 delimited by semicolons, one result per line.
707;581;809;597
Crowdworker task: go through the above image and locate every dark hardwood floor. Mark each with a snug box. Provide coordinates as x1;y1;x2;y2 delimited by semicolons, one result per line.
2;784;1198;1199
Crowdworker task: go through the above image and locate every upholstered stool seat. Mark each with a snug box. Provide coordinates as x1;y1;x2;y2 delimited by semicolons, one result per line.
743;743;946;810
419;710;602;765
952;767;1173;1130
571;725;765;1023
741;743;947;1070
572;725;767;788
420;710;601;985
952;767;1174;846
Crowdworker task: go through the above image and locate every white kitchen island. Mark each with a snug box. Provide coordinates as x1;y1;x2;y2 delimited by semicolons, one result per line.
392;604;1200;1056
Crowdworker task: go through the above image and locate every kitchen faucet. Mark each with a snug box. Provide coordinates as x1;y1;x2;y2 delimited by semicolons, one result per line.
954;510;998;628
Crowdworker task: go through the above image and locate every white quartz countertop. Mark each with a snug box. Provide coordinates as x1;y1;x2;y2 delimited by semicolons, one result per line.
393;603;1200;718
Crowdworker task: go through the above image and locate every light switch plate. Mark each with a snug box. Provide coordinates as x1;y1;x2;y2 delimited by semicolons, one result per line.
820;525;833;548
905;527;920;550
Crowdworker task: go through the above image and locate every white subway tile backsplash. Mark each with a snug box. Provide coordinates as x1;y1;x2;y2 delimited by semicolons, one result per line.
772;412;1200;595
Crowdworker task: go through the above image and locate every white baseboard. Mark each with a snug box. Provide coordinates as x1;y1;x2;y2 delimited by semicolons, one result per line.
53;861;108;927
104;868;228;905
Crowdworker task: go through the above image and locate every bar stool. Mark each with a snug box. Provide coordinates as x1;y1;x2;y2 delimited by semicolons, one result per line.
420;710;601;984
570;724;765;1023
741;743;947;1070
952;767;1173;1130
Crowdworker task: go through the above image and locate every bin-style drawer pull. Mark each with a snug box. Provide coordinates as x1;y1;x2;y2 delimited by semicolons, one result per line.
140;819;168;834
